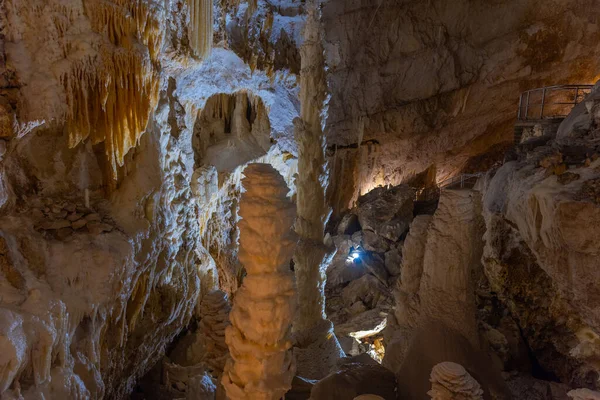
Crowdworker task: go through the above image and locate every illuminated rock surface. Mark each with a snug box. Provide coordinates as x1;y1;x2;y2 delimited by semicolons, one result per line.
221;163;297;400
2;0;600;399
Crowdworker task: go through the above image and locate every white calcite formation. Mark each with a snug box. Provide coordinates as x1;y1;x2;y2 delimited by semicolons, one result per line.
428;362;484;400
292;0;344;379
221;163;297;400
0;1;304;397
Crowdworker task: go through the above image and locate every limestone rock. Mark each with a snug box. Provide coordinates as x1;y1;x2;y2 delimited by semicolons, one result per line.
568;388;600;400
335;309;388;340
384;246;402;277
337;213;361;235
355;184;414;241
222;164;297;400
358;252;389;285
361;229;392;253
38;220;71;230
427;362;483;400
342;275;389;310
0;96;13;138
309;362;396;400
187;289;231;375
86;221;113;234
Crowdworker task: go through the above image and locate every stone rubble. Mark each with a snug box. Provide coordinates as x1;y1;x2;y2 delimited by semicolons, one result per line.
21;196;116;240
325;183;414;361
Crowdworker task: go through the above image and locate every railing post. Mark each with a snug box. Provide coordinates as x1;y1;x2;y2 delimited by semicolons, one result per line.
524;91;530;120
540;87;546;119
518;93;523;120
574;87;579;105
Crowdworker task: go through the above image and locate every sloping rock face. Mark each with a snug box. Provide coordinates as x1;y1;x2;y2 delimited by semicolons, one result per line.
479;87;600;390
323;0;600;212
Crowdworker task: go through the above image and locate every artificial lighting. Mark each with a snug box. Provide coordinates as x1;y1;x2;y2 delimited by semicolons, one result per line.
346;249;362;263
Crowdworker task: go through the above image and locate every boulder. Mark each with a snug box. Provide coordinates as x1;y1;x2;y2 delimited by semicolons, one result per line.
337;213;361;235
286;376;316;400
359;252;389;285
327;261;367;286
356;184;414;239
342;274;389;308
310;362;396;400
335;309;388;339
362;229;392;253
384;246;402;277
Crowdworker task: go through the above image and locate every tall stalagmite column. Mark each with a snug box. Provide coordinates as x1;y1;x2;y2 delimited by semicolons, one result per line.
221;163;297;400
292;0;344;379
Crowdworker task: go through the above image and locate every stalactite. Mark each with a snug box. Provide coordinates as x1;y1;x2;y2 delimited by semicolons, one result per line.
62;0;163;181
187;0;213;58
221;163;297;400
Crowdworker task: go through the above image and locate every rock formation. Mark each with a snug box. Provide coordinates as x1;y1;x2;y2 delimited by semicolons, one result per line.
478;87;600;388
325;184;414;361
2;0;600;398
384;188;510;399
292;0;344;379
323;0;600;209
569;388;600;400
184;289;231;375
427;362;483;400
221;163;297;400
309;362;397;400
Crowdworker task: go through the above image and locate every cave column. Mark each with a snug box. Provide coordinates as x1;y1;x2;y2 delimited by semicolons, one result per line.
292;0;344;379
221;163;297;400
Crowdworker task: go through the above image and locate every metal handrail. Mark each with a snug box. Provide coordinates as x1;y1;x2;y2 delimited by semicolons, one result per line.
517;84;593;121
414;173;483;202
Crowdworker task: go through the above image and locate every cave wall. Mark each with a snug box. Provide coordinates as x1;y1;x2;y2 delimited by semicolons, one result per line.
0;0;302;398
323;0;600;212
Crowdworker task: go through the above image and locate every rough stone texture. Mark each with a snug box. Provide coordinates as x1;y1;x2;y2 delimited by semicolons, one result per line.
355;184;414;240
569;388;600;400
384;190;510;400
481;160;600;388
324;184;414;362
292;0;344;380
0;0;303;398
324;0;600;212
221;164;297;400
428;362;483;400
309;362;396;400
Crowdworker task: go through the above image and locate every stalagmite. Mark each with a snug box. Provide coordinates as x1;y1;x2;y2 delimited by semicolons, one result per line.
188;290;231;375
221;163;297;400
187;0;213;58
427;362;483;400
292;0;343;379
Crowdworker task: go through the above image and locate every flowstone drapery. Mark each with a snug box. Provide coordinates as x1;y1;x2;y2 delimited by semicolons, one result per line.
221;163;297;400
